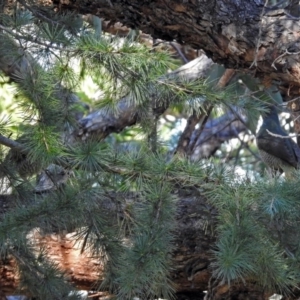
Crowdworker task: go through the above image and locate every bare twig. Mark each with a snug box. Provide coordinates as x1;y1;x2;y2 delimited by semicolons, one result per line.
187;104;213;155
250;0;269;68
187;69;235;156
271;49;300;70
192;115;240;145
175;110;203;156
236;134;261;160
170;42;189;64
216;69;236;89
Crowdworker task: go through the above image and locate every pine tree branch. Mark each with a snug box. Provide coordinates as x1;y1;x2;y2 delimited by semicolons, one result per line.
16;0;62;26
0;32;82;111
0;189;217;297
176;110;205;156
0;134;24;152
77;55;214;139
0;27;250;163
0;34;247;161
0;31;217;147
0;25;64;51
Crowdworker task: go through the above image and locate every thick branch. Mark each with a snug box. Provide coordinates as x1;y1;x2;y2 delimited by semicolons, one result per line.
0;35;246;162
190;110;248;159
77;56;214;139
51;0;300;95
0;134;24;152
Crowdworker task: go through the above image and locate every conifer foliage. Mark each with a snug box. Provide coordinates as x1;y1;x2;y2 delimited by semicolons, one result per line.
1;1;300;300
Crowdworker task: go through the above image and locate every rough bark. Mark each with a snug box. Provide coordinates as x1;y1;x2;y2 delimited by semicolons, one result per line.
1;2;296;298
0;188;293;300
0;191;217;299
3;191;300;300
51;0;300;97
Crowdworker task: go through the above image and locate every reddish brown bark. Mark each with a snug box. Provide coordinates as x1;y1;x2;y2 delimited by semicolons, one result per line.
0;234;102;295
0;192;217;298
1;190;293;300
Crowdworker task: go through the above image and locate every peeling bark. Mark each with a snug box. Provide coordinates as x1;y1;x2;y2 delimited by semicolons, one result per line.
48;0;300;96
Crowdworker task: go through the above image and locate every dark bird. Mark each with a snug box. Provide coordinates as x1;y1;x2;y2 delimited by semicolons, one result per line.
256;106;300;176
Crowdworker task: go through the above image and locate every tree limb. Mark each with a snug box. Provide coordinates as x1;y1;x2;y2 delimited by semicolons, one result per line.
77;55;214;139
49;0;300;96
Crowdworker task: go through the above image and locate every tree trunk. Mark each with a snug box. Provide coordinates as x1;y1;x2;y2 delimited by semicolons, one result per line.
1;1;299;299
0;190;289;300
51;0;300;97
0;191;216;298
